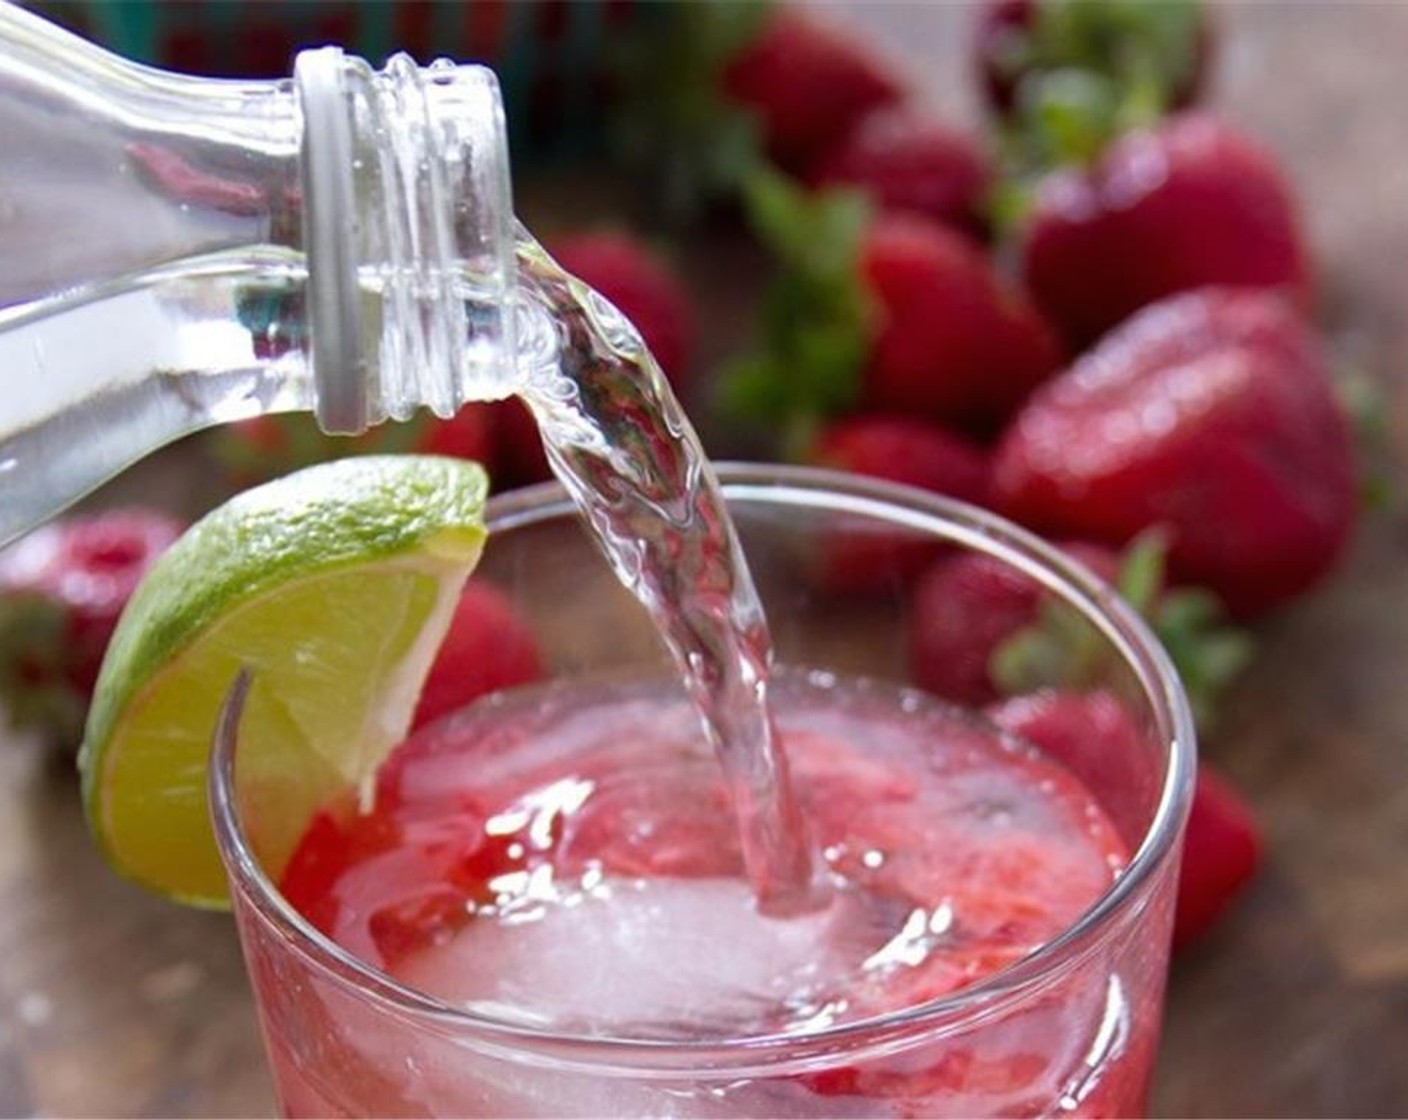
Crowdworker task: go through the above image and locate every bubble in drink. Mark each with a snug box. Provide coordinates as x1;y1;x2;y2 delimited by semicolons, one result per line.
277;670;1152;1114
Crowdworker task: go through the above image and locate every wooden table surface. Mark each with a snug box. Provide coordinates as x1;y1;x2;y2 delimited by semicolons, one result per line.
3;3;1408;1116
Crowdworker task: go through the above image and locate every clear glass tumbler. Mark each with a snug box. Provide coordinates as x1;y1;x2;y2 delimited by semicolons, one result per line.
210;463;1196;1118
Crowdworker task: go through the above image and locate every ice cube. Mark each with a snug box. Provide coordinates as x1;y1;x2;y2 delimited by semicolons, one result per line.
397;876;864;1039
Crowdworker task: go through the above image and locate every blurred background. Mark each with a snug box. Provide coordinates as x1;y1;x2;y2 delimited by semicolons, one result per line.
2;2;1407;1115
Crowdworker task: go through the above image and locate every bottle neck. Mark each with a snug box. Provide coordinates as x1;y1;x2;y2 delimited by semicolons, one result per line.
0;3;303;306
295;50;517;434
0;7;520;544
0;2;519;434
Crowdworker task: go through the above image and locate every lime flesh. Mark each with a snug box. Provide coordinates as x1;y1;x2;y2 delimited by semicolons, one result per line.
80;455;489;906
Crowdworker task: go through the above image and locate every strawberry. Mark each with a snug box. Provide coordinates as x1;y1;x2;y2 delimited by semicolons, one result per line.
411;405;497;464
912;529;1250;727
216;405;496;489
800;1044;1096;1111
487;398;553;490
720;175;1061;449
721;8;905;173
279;782;519;971
553;769;744;883
803;415;991;594
860;214;1064;435
992;287;1357;616
988;689;1158;853
909;541;1119;709
1019;114;1310;349
0;509;185;743
1174;760;1263;949
806;108;994;240
989;690;1263;948
806;415;991;502
973;0;1037;114
410;579;545;731
974;0;1211;119
548;231;697;388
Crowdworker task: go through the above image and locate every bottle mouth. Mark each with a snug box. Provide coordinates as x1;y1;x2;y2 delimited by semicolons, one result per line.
294;48;515;435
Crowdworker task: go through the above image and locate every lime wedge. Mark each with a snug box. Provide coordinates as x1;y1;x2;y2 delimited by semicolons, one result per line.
80;455;489;907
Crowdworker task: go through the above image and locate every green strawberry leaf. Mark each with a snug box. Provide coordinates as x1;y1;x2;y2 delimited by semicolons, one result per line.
715;168;874;446
715;354;793;424
746;168;871;277
992;530;1252;732
1030;0;1201;95
988;0;1204;234
1334;363;1396;511
992;599;1104;696
1003;0;1203;127
1114;527;1169;614
1023;68;1127;167
1152;588;1254;729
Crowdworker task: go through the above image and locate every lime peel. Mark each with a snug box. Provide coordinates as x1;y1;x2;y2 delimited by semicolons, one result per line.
80;455;490;907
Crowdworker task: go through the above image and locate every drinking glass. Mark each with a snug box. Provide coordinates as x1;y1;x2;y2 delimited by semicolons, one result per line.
210;462;1196;1118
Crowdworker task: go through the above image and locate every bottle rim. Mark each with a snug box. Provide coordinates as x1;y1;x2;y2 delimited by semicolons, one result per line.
294;47;515;436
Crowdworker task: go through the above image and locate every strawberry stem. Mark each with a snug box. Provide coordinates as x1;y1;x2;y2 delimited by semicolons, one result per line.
992;532;1252;732
999;0;1204;129
986;0;1206;237
1334;363;1396;511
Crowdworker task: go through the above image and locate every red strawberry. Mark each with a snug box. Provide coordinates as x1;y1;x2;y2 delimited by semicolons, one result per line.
973;0;1038;114
803;415;990;595
860;214;1063;435
219;416;292;484
806;108;994;240
722;8;905;173
807;415;991;501
0;509;185;743
548;231;697;387
411;579;545;731
910;542;1118;708
229;413;354;483
488;398;552;489
974;0;1212;118
1020;114;1310;349
218;405;497;489
987;689;1158;852
413;404;497;464
992;287;1356;616
989;690;1263;948
1174;761;1263;948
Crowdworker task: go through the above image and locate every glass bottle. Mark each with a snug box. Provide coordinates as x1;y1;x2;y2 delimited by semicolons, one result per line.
0;2;517;544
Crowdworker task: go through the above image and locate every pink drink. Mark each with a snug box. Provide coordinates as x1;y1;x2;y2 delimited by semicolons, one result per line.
261;671;1164;1117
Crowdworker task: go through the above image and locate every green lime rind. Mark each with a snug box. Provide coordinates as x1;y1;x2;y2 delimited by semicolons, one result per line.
82;454;489;750
80;455;489;907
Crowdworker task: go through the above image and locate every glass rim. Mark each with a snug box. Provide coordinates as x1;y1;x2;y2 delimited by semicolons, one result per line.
209;461;1197;1077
